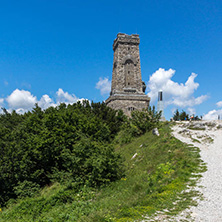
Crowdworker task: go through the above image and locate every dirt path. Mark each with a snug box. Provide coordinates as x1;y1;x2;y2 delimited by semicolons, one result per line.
171;120;222;221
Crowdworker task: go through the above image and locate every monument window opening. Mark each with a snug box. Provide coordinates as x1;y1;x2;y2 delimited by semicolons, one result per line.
125;59;134;87
125;59;133;65
128;107;135;111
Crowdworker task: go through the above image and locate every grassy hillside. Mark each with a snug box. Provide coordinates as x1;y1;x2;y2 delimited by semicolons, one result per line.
0;123;206;222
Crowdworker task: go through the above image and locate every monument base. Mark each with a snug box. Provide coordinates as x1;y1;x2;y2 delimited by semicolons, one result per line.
105;94;150;116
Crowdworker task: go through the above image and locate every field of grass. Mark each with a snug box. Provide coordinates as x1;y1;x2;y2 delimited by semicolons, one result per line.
0;123;206;221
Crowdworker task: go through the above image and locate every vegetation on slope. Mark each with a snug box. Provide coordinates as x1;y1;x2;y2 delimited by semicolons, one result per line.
0;101;125;206
0;103;206;221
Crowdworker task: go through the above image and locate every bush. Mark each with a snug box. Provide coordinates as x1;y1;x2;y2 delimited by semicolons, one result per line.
131;106;161;134
0;102;125;205
114;106;161;144
173;109;189;121
14;180;40;198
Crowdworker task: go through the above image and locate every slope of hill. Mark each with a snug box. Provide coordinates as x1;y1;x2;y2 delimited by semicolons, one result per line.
0;122;205;222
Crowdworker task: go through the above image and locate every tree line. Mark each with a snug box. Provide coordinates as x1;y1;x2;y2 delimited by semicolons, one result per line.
173;109;201;121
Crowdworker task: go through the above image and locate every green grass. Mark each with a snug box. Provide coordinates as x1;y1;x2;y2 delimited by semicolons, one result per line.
188;127;205;131
191;137;201;143
0;123;206;222
202;136;214;144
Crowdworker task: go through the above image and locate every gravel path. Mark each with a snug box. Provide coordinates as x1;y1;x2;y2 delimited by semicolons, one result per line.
171;121;222;221
142;120;222;222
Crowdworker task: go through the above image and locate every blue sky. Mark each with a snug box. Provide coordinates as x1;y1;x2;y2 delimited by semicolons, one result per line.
0;0;222;119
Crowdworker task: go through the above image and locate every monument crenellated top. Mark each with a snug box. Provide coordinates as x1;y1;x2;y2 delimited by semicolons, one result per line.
113;33;140;51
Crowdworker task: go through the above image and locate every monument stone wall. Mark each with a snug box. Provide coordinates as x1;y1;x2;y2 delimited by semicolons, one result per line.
106;33;150;116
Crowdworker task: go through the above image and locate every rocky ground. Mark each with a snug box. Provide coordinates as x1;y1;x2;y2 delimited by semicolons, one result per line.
144;120;222;222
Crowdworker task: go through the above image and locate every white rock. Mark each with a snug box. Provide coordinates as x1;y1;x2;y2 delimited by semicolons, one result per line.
131;153;138;160
152;128;160;136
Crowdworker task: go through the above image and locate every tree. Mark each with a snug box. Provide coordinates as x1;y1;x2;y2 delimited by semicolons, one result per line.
179;110;189;121
0;102;125;206
173;109;180;121
131;106;161;134
173;109;189;121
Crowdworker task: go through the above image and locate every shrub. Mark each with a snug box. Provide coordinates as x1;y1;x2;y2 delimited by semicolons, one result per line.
131;106;161;134
14;180;40;198
0;102;125;205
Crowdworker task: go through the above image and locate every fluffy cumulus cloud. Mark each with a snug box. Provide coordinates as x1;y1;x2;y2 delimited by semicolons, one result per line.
38;95;56;110
56;88;79;104
202;101;222;120
216;101;222;107
3;88;86;114
96;77;111;95
147;68;208;109
203;109;222;120
187;107;196;115
6;89;37;110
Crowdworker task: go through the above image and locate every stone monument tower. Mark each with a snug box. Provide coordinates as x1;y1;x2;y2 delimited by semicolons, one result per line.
105;33;150;116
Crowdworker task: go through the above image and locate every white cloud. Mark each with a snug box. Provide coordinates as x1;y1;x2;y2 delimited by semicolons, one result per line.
216;101;222;107
96;77;111;95
6;89;37;110
56;88;79;104
2;88;88;114
15;108;27;115
38;95;56;110
187;107;196;115
203;109;222;120
147;68;208;108
169;95;208;107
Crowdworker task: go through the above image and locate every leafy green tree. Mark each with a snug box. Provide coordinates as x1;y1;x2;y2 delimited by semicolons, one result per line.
0;102;125;205
131;106;161;134
90;102;126;139
179;110;189;121
173;109;189;121
0;102;162;206
194;115;200;120
173;109;180;121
